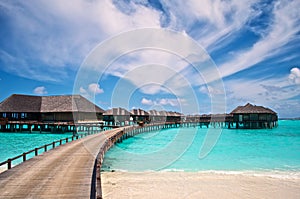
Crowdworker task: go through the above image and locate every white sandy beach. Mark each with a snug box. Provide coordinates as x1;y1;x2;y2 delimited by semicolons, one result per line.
102;171;300;199
0;166;6;174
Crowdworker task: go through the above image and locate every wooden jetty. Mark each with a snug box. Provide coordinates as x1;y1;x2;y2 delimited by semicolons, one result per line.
0;123;177;199
0;127;129;198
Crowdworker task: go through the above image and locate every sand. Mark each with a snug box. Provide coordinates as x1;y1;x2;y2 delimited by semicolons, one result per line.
101;171;300;199
0;165;6;174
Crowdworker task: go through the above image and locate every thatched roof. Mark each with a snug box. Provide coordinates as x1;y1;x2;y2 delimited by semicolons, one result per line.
131;109;149;116
167;111;183;117
103;107;131;116
41;95;104;113
148;110;164;116
0;94;104;113
148;110;182;117
230;103;276;114
0;94;41;113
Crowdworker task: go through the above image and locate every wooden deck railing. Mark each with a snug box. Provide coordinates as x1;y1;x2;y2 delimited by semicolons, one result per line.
0;131;100;171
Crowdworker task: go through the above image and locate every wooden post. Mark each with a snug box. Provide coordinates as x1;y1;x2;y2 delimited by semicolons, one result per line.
44;145;47;152
52;142;55;149
35;148;38;156
23;153;26;162
7;159;12;169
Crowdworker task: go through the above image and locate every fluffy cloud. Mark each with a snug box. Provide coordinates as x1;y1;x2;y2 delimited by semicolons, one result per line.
2;0;299;85
33;86;47;95
80;83;104;98
0;0;161;82
218;0;300;79
141;98;153;105
164;0;257;50
288;67;300;85
158;98;179;107
224;76;300;115
141;97;181;107
88;83;104;94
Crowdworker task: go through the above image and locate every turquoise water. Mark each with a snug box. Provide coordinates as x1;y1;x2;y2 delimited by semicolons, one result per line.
0;132;73;165
102;120;300;172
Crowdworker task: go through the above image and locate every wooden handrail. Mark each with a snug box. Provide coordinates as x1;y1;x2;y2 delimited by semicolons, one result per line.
0;131;101;171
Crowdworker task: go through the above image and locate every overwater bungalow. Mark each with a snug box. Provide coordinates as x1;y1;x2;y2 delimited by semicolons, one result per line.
148;110;165;123
0;94;105;132
103;107;131;126
0;94;104;122
230;103;278;129
148;110;183;123
166;111;183;123
185;114;200;122
130;108;149;124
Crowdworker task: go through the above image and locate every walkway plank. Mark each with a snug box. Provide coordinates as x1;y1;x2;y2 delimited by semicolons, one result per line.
0;129;121;199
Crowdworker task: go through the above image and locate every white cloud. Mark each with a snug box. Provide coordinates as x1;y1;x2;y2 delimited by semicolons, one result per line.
141;97;183;107
88;83;104;94
80;83;103;98
105;48;198;96
199;85;225;95
141;98;153;105
224;75;300;115
218;0;300;79
158;98;179;107
1;0;299;86
0;0;161;82
162;0;257;50
33;86;47;95
199;86;208;94
288;67;300;85
79;86;87;94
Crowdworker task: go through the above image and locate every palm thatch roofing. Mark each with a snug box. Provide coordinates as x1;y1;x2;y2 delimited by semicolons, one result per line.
230;103;276;114
148;110;182;117
148;110;164;116
167;111;183;117
103;107;131;116
0;94;41;113
131;109;149;116
0;94;104;113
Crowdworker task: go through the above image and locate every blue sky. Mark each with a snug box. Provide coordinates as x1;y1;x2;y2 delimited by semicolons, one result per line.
0;0;299;117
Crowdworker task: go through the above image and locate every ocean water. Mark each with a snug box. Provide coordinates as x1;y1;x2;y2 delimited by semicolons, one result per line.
0;132;73;166
102;120;300;172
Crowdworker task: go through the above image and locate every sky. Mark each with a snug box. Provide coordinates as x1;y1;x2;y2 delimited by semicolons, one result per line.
0;0;299;118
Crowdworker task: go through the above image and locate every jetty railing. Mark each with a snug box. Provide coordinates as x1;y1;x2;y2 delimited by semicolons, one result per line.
0;131;101;171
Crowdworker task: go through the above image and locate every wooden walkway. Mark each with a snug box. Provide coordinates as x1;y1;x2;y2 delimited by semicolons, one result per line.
0;128;123;199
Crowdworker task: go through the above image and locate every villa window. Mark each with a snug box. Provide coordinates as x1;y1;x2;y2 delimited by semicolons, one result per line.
243;114;250;121
250;114;258;121
238;115;243;122
2;113;6;118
